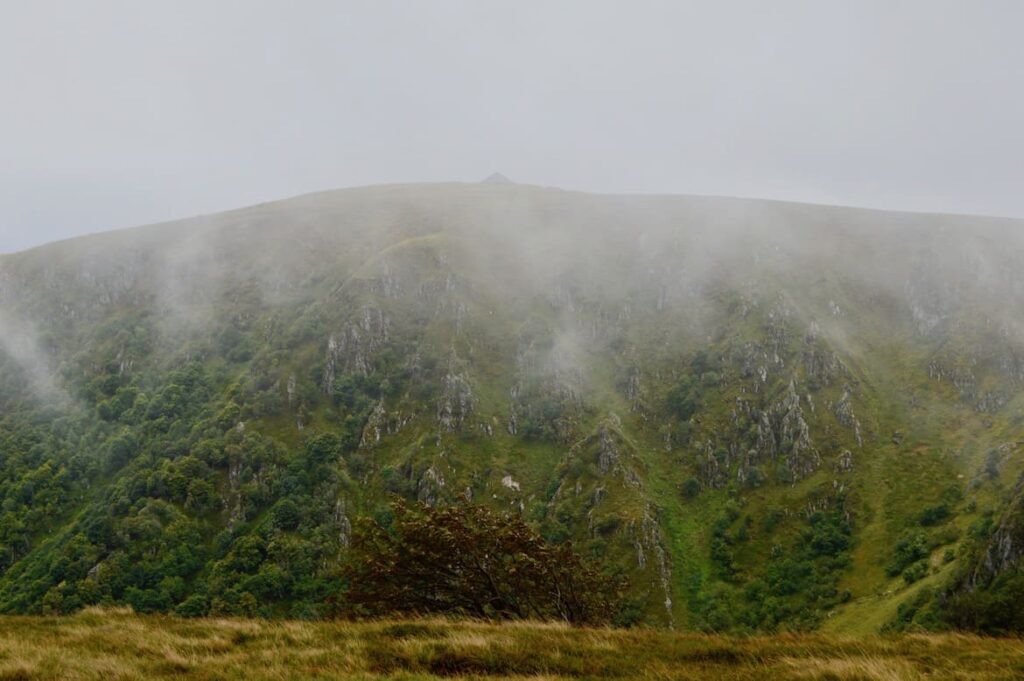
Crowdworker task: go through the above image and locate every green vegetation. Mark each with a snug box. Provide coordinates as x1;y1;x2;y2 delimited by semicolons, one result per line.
2;183;1024;634
695;510;854;632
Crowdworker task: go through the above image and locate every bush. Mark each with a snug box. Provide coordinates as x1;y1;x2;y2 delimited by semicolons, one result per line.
806;512;851;558
666;379;699;421
175;594;209;617
272;498;302;531
946;570;1024;633
341;500;623;625
681;477;701;499
887;531;930;576
902;561;929;585
918;504;952;526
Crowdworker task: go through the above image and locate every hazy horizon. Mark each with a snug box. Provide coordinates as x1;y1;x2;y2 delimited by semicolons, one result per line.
2;1;1023;253
10;177;1024;258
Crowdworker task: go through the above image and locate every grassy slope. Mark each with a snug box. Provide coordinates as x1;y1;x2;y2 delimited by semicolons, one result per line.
1;609;1024;680
3;183;1024;630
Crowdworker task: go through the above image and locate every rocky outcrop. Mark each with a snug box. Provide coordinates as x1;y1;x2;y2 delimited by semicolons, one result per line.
624;367;645;413
835;449;854;473
321;307;391;392
738;341;783;391
359;400;412;448
697;440;731;490
803;329;845;386
832;385;864;447
594;421;642;488
631;507;674;624
286;374;297;405
755;379;820;480
436;370;474;433
333;499;353;549
969;480;1024;589
928;340;1024;413
417;466;446;506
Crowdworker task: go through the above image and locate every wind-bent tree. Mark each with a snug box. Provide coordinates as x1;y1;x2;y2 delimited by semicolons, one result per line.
341;500;622;625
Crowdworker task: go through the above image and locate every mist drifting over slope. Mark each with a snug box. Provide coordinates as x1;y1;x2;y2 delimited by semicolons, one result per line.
3;182;1024;343
2;182;1024;628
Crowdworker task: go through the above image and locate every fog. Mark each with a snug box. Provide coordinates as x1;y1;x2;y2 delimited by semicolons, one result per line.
2;1;1024;254
0;309;67;404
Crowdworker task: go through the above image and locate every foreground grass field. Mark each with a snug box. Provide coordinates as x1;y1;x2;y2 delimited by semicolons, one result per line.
0;609;1023;680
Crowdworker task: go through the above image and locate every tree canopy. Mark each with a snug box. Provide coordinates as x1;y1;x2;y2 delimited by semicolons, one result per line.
341;500;623;625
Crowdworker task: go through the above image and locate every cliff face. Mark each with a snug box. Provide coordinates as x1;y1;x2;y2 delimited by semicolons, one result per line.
968;480;1024;588
2;183;1024;629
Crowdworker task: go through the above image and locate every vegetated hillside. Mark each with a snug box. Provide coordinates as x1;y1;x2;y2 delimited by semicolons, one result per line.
2;182;1024;631
3;609;1024;681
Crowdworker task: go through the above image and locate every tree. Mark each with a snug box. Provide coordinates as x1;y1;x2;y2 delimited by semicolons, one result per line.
666;378;699;421
681;477;701;499
272;498;302;531
340;500;623;625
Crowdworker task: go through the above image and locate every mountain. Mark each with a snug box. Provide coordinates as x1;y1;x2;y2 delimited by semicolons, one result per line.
2;182;1024;631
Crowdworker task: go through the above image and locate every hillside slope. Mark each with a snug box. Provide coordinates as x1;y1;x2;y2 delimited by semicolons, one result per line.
2;182;1024;630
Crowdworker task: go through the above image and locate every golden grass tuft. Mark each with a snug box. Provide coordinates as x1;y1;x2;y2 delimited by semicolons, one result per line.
0;610;1021;679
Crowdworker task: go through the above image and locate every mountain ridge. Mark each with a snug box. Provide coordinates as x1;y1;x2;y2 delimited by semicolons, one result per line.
6;181;1024;260
1;182;1024;631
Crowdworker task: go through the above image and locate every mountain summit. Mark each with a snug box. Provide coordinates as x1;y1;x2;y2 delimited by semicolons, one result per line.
1;182;1023;631
481;172;514;184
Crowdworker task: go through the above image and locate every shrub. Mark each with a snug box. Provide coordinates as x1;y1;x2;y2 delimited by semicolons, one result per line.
272;498;302;531
341;500;623;625
887;531;930;576
918;504;952;526
806;512;851;558
681;477;701;499
902;561;929;585
175;594;209;617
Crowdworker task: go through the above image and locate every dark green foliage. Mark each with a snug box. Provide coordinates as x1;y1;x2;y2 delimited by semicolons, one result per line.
967;513;994;542
666;379;699;421
708;512;738;577
806;511;851;558
681;477;701;499
272;499;302;531
886;587;937;632
902;561;929;584
887;531;930;577
729;511;853;632
945;571;1024;634
918;504;952;527
341;500;623;625
0;340;350;617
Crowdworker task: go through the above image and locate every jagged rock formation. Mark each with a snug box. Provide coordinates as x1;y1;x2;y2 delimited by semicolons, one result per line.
968;480;1024;589
755;380;820;480
322;307;391;390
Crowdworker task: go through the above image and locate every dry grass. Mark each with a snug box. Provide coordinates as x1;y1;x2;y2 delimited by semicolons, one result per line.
0;609;1021;679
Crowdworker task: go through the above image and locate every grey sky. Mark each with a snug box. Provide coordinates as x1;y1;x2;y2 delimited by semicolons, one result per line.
1;0;1022;253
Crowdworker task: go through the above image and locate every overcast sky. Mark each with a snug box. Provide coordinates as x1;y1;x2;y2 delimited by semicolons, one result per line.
1;1;1022;253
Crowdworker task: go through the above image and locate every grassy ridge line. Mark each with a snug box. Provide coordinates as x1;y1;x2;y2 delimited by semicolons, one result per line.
0;609;1023;680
